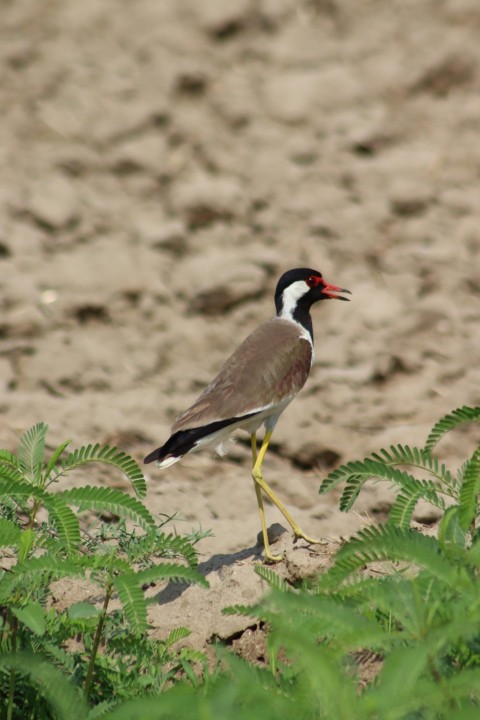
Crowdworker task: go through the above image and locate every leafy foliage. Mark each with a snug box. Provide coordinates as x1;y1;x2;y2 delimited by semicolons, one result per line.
2;407;480;719
425;405;480;452
319;405;480;535
0;423;208;717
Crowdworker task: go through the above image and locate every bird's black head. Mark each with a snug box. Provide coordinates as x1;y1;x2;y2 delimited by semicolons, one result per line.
275;267;351;339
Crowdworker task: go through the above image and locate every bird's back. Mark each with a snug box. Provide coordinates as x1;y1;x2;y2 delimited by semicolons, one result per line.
172;317;313;432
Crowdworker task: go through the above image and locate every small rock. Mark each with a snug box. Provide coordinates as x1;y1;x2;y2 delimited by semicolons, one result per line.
263;66;360;123
390;193;432;217
109;135;167;175
136;216;186;254
172;251;268;314
284;543;335;583
230;626;267;665
26;174;79;230
196;0;252;38
263;71;321;124
171;173;245;228
409;53;475;96
0;358;15;393
174;65;209;95
211;70;255;127
370;354;412;384
291;442;341;471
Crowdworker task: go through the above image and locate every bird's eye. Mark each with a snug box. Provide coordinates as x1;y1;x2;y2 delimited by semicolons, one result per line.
306;274;322;288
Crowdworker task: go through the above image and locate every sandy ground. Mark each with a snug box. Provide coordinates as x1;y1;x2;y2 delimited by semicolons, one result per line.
1;0;480;653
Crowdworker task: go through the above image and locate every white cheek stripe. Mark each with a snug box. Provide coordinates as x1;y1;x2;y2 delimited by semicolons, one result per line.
278;280;313;348
279;280;310;320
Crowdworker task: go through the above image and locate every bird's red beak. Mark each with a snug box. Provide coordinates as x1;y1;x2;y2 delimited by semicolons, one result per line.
321;281;351;301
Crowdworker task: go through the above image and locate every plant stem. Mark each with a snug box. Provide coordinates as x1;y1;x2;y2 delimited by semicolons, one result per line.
6;613;18;720
83;584;112;702
28;499;41;529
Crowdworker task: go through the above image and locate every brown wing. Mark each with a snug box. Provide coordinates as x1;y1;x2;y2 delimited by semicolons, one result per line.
172;318;312;432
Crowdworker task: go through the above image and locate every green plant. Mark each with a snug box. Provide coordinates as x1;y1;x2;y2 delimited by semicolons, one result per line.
319;405;480;537
2;407;480;719
0;423;208;718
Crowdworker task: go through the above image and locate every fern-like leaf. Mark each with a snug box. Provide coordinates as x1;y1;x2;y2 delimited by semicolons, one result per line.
0;652;86;720
0;556;84;603
372;444;455;487
163;626;191;647
320;459;446;512
0;449;23;480
44;439;73;481
425;405;480;452
11;601;47;636
135;563;209;588
56;486;155;531
129;531;199;568
327;525;458;586
113;572;147;635
86;701;117;720
0;518;21;547
17;422;48;486
387;488;424;529
59;444;146;498
0;477;48;506
255;564;288;591
458;448;480;531
43;496;81;553
438;506;466;551
222;604;261;618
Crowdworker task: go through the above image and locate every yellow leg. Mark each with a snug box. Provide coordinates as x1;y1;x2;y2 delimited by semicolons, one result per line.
252;430;323;563
250;434;280;563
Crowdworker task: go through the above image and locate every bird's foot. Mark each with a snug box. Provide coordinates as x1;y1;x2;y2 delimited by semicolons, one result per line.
263;551;284;564
293;529;328;546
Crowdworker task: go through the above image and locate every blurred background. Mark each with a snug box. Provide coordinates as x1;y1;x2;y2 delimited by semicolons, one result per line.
0;0;479;554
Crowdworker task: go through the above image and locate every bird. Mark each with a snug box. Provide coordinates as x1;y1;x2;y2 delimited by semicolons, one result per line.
144;267;351;562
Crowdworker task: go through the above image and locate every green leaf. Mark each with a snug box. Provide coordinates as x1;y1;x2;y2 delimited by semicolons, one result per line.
17;422;48;485
425;405;480;452
0;476;48;503
255;564;288;591
387;488;424;529
86;701;117;719
374;644;431;708
164;626;191;647
18;528;37;562
59;444;147;498
458;448;480;531
372;444;455;486
326;525;458;587
320;458;446;513
438;506;466;550
0;449;23;480
0;652;86;720
126;530;199;568
44;496;81;553
44;438;73;481
0;518;21;547
222;604;261;619
68;601;101;620
56;486;155;531
0;556;84;601
11;601;47;636
113;572;147;634
134;563;208;588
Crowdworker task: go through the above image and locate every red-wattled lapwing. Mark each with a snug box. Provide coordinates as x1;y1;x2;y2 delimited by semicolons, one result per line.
144;268;350;562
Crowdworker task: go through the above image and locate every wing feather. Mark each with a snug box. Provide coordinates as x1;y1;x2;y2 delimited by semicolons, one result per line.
172;318;312;432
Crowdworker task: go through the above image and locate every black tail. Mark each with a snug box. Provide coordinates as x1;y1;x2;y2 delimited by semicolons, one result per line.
144;429;196;464
144;414;257;465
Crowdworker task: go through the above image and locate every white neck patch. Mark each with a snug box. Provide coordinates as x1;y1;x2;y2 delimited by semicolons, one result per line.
278;280;310;321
